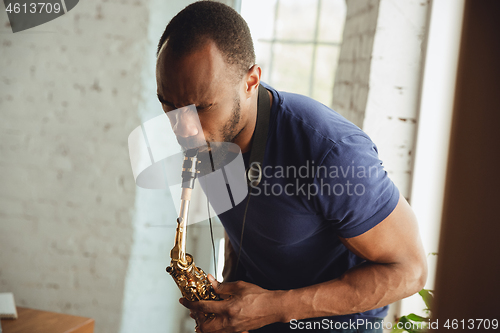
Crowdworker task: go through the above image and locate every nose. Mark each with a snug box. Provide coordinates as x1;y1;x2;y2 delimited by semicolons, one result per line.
170;106;201;138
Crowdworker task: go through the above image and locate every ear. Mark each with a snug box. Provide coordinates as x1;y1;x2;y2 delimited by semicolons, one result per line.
244;65;262;98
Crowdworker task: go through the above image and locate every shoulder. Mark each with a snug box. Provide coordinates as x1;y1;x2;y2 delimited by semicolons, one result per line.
262;83;378;169
262;82;369;146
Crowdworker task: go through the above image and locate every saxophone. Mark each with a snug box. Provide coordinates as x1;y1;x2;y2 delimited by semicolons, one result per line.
166;148;220;303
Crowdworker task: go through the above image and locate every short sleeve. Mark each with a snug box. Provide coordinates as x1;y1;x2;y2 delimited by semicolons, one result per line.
313;135;399;238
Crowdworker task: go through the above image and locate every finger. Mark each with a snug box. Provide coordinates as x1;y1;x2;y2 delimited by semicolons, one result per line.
197;314;223;333
207;274;221;290
207;274;232;299
193;311;215;333
209;279;246;297
190;311;206;321
180;298;225;314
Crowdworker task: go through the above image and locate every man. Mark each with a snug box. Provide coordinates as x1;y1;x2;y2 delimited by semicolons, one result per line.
156;2;427;332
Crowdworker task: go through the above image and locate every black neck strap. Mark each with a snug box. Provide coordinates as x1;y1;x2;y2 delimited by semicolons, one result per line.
246;84;271;187
235;84;271;280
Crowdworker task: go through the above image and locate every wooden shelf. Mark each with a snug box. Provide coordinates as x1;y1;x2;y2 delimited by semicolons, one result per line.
1;307;94;333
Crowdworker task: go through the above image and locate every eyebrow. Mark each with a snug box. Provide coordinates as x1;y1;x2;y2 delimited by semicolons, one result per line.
157;94;213;110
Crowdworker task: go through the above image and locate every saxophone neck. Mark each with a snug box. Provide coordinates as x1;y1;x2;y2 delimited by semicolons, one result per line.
170;188;192;266
170;148;200;267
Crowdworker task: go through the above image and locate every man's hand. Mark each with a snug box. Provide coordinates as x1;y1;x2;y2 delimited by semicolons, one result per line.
181;274;284;333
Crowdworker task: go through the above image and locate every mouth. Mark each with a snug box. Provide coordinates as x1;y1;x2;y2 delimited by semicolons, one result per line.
197;145;211;153
177;136;207;151
180;142;211;153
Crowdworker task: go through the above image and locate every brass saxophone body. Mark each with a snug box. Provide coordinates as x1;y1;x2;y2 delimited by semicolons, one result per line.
166;148;219;302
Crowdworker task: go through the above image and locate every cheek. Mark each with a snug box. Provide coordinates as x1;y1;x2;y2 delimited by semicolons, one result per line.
197;115;217;140
197;95;239;138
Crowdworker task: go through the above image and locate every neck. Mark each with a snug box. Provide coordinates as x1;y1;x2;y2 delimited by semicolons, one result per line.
234;88;272;154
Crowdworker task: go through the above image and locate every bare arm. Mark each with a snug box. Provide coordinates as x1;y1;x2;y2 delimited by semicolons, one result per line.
280;193;428;320
183;194;428;332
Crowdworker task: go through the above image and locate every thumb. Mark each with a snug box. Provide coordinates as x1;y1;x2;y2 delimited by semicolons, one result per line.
208;274;233;297
207;274;238;296
207;275;246;297
207;274;221;290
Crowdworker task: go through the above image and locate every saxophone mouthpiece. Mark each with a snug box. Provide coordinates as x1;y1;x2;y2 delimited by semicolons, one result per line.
181;148;201;189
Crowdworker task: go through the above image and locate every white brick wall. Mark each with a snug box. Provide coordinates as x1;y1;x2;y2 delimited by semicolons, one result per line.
332;0;429;198
331;0;430;326
363;0;429;198
0;1;146;332
1;1;238;333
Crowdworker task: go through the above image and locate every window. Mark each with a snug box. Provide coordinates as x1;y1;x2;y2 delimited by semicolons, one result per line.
240;0;346;106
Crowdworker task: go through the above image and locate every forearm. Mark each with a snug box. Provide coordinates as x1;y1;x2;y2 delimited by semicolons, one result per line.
274;195;428;323
277;260;426;322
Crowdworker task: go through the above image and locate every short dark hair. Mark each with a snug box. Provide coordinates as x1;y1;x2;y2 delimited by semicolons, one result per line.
157;1;255;78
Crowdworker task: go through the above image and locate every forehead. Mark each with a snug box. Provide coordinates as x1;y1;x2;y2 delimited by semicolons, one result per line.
156;41;232;106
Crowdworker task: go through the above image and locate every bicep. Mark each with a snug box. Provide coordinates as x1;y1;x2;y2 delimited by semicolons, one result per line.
339;193;426;266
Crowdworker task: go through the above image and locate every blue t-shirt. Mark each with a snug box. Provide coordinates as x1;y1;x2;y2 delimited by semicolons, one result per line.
218;83;399;332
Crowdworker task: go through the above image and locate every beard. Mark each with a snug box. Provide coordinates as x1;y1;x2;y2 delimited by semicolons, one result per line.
221;94;242;143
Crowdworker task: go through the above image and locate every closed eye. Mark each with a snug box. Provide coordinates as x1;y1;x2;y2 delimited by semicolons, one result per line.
157;94;176;108
196;104;214;111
